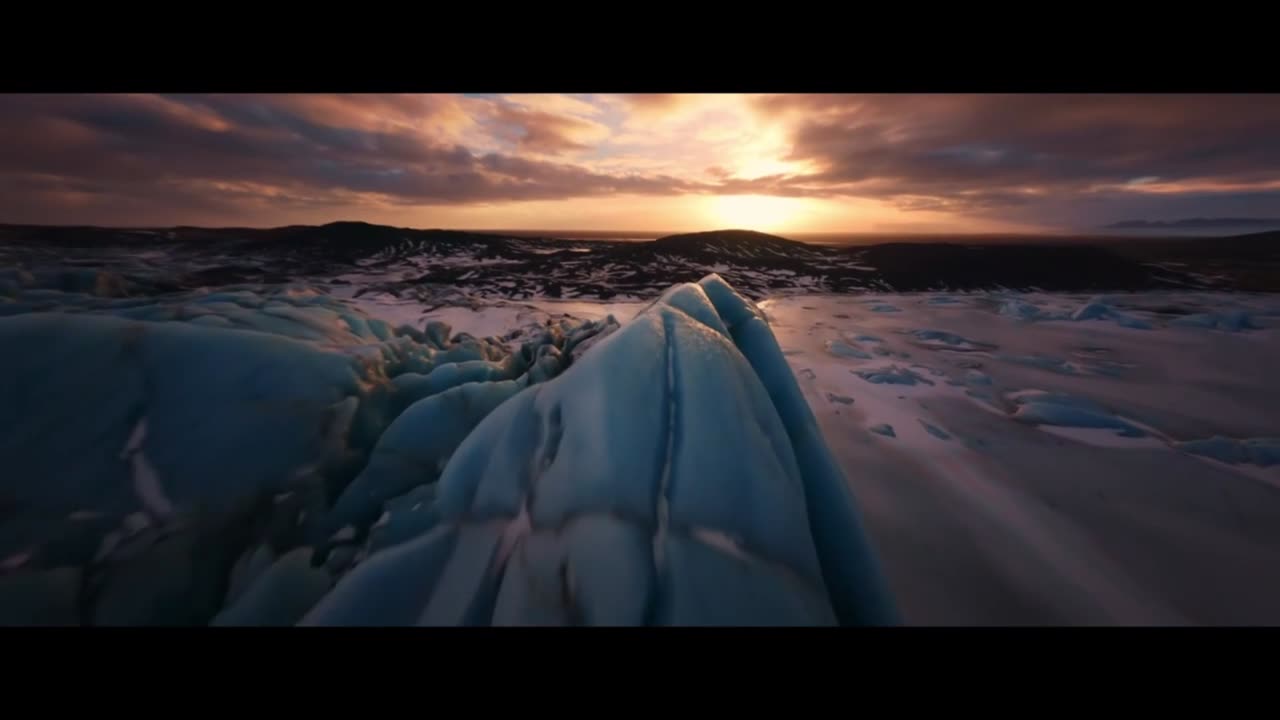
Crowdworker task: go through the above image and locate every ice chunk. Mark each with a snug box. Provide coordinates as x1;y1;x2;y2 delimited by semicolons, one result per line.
824;339;872;360
965;369;993;386
868;424;896;438
909;329;993;351
321;276;896;626
998;299;1047;320
1072;301;1112;321
1068;299;1153;330
324;378;528;536
854;365;935;386
1009;391;1146;437
919;420;952;440
1170;311;1262;332
1177;436;1280;467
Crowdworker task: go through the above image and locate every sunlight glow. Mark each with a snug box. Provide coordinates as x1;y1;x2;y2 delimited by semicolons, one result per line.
705;194;811;232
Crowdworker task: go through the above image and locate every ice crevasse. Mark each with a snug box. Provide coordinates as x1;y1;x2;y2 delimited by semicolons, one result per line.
0;273;897;626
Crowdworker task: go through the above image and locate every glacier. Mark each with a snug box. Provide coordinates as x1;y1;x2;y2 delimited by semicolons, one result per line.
12;262;1280;625
0;272;897;626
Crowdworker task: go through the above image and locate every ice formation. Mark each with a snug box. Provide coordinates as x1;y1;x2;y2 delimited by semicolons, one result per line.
825;339;873;359
853;365;935;386
1176;437;1280;467
304;276;896;626
0;273;896;626
1169;311;1262;332
1008;391;1146;437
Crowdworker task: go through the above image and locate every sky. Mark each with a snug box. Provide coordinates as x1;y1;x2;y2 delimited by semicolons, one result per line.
1;93;1278;234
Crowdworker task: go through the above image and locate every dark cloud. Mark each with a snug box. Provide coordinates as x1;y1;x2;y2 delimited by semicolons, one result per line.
751;94;1280;222
0;93;703;225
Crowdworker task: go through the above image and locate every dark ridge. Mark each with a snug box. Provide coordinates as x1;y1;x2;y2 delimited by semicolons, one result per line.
1111;230;1280;261
655;230;803;248
1112;230;1280;293
652;229;808;252
1180;228;1280;250
0;224;179;248
858;243;1162;292
0;222;539;265
229;224;519;260
3;221;1278;294
1105;218;1280;231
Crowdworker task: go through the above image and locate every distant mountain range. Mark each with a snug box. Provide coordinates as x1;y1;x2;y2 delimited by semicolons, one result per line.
1104;218;1280;231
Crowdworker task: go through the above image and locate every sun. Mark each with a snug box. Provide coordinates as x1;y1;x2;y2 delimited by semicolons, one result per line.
706;194;807;233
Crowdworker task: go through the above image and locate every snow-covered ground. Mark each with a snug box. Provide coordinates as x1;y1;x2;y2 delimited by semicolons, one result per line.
758;291;1280;625
397;288;1280;625
334;285;649;341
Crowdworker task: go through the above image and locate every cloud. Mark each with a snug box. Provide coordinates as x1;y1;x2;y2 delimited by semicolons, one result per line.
749;94;1280;218
488;101;612;156
0;93;707;225
501;94;602;118
2;93;1280;229
618;94;694;117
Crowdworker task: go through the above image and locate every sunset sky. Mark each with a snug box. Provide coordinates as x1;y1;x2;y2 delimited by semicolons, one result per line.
1;93;1278;234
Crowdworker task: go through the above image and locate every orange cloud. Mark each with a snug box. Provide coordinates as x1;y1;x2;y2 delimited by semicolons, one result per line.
489;103;612;156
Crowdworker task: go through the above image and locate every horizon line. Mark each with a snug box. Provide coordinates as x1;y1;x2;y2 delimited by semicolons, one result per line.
3;219;1271;240
0;219;1104;236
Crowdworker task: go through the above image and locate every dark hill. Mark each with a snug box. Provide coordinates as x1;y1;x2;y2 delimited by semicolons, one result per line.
859;243;1162;291
1134;229;1280;258
1111;230;1280;292
651;229;811;257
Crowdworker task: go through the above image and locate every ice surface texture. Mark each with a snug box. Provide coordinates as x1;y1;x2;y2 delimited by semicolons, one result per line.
1169;311;1262;332
854;365;935;386
0;279;617;625
1009;391;1146;436
0;274;894;626
1177;437;1280;467
305;276;897;626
